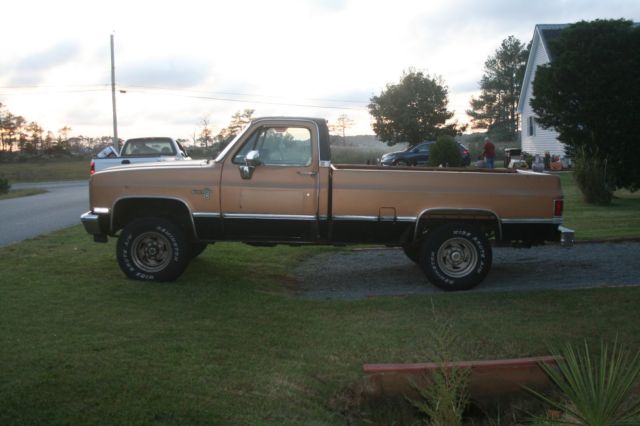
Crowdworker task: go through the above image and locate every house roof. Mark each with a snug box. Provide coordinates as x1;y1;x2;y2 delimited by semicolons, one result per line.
516;24;569;113
538;26;565;60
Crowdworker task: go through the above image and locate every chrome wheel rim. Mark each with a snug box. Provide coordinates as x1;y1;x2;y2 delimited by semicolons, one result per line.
436;237;477;278
131;231;173;273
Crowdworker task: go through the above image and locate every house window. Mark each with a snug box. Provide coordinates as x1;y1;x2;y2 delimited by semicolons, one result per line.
528;116;536;136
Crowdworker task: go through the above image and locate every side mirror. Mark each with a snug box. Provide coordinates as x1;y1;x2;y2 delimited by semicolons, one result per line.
245;150;261;167
240;150;261;180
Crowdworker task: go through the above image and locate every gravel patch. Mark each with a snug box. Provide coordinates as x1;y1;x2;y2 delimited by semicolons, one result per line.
293;242;640;300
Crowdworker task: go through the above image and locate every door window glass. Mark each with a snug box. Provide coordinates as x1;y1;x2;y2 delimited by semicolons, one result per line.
233;127;312;166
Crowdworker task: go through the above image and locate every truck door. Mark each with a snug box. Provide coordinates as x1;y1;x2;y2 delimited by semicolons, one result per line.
220;123;319;241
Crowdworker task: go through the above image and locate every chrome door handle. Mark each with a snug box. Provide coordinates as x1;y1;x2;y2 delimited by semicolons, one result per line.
297;171;317;176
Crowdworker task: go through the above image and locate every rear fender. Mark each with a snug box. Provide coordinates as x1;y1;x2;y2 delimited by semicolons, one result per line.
413;208;501;241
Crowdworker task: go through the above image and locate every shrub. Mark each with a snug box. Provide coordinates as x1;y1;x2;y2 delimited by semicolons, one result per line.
428;136;462;167
0;176;10;194
528;339;640;425
573;148;614;205
409;308;470;425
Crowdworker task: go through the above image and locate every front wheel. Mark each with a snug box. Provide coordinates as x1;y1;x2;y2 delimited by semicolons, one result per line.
190;242;209;259
419;223;492;291
117;217;191;282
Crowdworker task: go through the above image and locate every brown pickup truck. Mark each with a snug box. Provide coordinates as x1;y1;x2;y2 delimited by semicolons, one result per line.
81;117;574;291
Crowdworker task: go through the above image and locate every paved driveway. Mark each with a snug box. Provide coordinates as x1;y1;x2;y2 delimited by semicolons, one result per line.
0;180;88;246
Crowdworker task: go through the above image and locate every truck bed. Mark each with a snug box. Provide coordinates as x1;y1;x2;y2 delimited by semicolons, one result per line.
329;164;559;221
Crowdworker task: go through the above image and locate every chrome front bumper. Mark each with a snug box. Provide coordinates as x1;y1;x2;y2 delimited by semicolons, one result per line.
80;211;108;242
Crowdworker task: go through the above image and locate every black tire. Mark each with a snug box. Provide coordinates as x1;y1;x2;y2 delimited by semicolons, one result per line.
419;223;492;291
190;242;209;259
402;243;420;263
117;217;190;282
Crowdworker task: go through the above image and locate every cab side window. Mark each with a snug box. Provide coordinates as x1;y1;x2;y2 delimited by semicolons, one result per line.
232;127;312;166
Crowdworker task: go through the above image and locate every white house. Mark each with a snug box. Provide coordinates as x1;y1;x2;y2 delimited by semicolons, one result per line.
517;24;568;156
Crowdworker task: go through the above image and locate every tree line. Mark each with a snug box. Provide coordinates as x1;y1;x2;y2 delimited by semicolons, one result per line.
0;102;119;158
0;103;258;160
0;103;72;155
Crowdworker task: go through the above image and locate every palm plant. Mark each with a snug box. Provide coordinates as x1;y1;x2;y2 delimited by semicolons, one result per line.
528;339;640;425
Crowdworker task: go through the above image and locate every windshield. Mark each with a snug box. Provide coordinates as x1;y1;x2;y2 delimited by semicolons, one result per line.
213;123;250;162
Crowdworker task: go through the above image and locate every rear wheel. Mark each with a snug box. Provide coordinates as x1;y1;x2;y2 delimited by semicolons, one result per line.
419;223;492;291
117;217;190;282
401;243;420;263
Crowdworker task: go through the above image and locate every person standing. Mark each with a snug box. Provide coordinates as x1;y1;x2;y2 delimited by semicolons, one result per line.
482;137;496;168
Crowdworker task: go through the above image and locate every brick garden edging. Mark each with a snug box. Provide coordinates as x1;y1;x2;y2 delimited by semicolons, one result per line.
363;356;560;402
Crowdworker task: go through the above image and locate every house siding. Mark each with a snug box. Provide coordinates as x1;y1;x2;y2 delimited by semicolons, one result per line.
518;26;566;156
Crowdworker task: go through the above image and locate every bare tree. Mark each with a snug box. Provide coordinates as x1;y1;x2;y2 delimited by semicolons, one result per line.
198;117;214;148
329;114;354;145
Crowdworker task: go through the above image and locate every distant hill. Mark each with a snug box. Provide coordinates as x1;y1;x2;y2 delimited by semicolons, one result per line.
331;134;377;146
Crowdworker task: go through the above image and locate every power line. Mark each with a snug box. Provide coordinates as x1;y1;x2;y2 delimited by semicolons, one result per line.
124;85;369;105
0;84;109;89
122;86;368;111
0;83;370;111
0;85;109;96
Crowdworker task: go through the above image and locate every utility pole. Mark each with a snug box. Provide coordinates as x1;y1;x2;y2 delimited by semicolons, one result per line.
110;34;119;150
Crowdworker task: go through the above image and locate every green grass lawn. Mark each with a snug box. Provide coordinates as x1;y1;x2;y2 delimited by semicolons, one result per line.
559;173;640;240
0;158;88;182
1;226;640;424
1;162;639;423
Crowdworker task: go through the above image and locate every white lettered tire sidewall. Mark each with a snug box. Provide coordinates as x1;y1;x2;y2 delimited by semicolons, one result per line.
117;218;190;282
420;223;492;291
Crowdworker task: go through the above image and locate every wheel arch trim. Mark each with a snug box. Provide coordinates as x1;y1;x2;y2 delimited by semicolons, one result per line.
413;208;502;240
111;196;198;238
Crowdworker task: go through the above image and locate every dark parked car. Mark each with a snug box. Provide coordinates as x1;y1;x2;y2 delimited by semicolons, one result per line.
379;141;471;166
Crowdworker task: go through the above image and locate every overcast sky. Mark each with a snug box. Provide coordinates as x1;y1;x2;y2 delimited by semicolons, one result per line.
0;0;638;140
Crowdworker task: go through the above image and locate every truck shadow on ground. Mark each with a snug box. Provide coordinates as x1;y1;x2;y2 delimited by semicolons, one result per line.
293;243;640;300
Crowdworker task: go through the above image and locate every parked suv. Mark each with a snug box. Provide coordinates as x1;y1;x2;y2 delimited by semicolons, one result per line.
379;141;471;166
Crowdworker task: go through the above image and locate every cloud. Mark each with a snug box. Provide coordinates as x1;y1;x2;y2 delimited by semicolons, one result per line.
451;80;480;93
118;57;210;88
7;40;80;85
15;40;80;72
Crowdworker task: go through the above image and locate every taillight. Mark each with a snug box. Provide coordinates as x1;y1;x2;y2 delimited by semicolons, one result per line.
463;149;469;155
553;199;564;217
90;160;95;175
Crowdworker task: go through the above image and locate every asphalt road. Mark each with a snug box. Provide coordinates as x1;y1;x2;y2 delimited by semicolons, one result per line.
0;180;88;246
293;243;640;299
